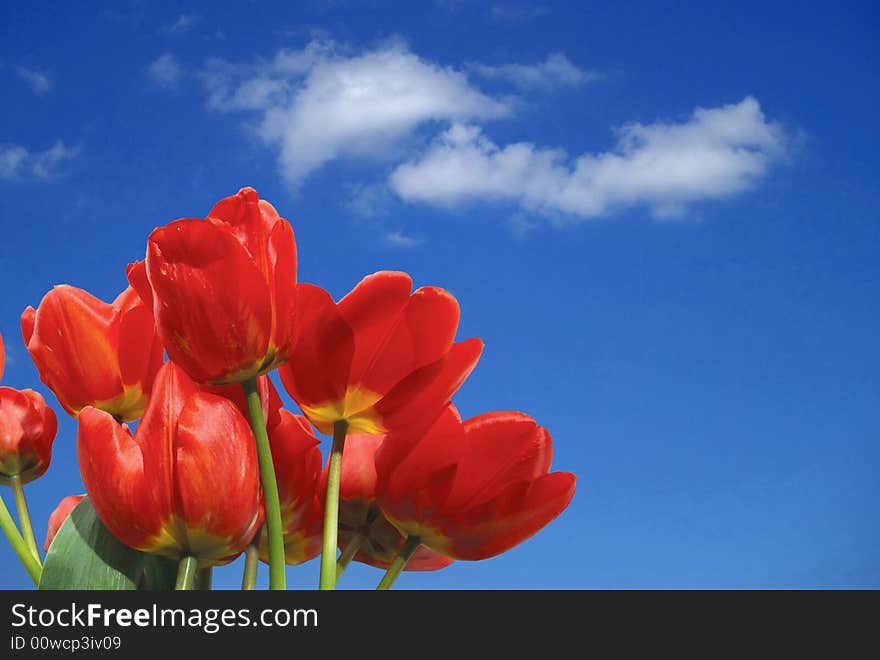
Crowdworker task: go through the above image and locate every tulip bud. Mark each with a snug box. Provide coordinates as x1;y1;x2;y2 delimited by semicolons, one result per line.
0;386;57;486
44;494;85;551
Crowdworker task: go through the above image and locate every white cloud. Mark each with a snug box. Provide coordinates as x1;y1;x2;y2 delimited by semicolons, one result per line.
164;13;198;34
201;40;510;185
0;141;79;180
389;97;787;221
16;67;52;94
147;53;183;87
471;53;595;90
384;231;422;247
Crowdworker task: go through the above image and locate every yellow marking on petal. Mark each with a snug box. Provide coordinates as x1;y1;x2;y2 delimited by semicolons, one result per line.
91;385;149;422
299;386;385;435
383;514;451;556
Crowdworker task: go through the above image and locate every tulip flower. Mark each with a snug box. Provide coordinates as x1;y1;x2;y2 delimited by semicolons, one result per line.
335;433;452;579
44;494;85;551
0;387;57;486
278;270;482;588
373;405;576;587
0;383;57;579
129;187;297;386
279;271;482;437
257;410;324;567
77;362;263;577
130;187;298;588
21;284;163;422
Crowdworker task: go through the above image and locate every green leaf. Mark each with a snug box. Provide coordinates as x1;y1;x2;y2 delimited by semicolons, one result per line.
39;497;145;590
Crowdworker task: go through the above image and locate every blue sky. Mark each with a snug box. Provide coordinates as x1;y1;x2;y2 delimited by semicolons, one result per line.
1;1;878;589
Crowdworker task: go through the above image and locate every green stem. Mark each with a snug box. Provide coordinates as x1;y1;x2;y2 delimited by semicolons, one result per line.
10;475;41;565
319;420;348;590
241;533;260;590
175;556;198;590
335;532;365;585
0;492;41;585
376;535;421;590
242;378;286;591
196;566;213;590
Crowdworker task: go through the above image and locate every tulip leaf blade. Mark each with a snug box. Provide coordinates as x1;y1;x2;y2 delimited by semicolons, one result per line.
39;497;145;590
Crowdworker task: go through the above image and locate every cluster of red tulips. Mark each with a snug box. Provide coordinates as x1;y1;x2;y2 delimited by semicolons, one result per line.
0;188;576;590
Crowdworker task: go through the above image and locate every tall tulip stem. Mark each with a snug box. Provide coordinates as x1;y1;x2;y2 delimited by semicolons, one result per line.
319;420;348;590
10;475;40;565
196;566;213;590
242;378;286;591
0;492;41;585
335;532;365;585
175;556;198;590
241;532;260;590
376;535;421;590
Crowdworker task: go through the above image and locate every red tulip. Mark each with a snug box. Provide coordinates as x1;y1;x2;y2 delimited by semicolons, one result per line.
21;284;163;421
337;433;453;571
279;271;482;435
258;410;324;565
77;362;263;563
43;494;85;551
130;187;297;385
0;386;57;485
375;405;576;561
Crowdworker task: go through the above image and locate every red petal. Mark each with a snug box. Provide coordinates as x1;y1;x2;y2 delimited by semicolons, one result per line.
337;271;411;389
44;494;85;551
267;219;298;359
77;407;158;550
207;188;277;279
173;392;262;559
280;283;354;412
358;285;460;397
137;362;199;525
375;338;483;433
443;412;554;510
338;433;383;501
125;260;153;310
435;472;576;560
147;218;272;383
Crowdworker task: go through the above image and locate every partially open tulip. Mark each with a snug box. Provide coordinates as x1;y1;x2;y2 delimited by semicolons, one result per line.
43;494;85;551
336;433;453;572
279;271;482;436
0;386;57;485
375;405;576;561
77;362;263;564
21;284;163;421
258;410;324;565
130;187;297;385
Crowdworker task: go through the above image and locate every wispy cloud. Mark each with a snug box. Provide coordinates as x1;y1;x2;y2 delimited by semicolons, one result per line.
470;53;595;90
199;40;789;226
390;97;788;221
0;141;80;181
163;13;198;35
384;231;423;247
201;39;509;186
147;53;183;87
16;67;53;94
